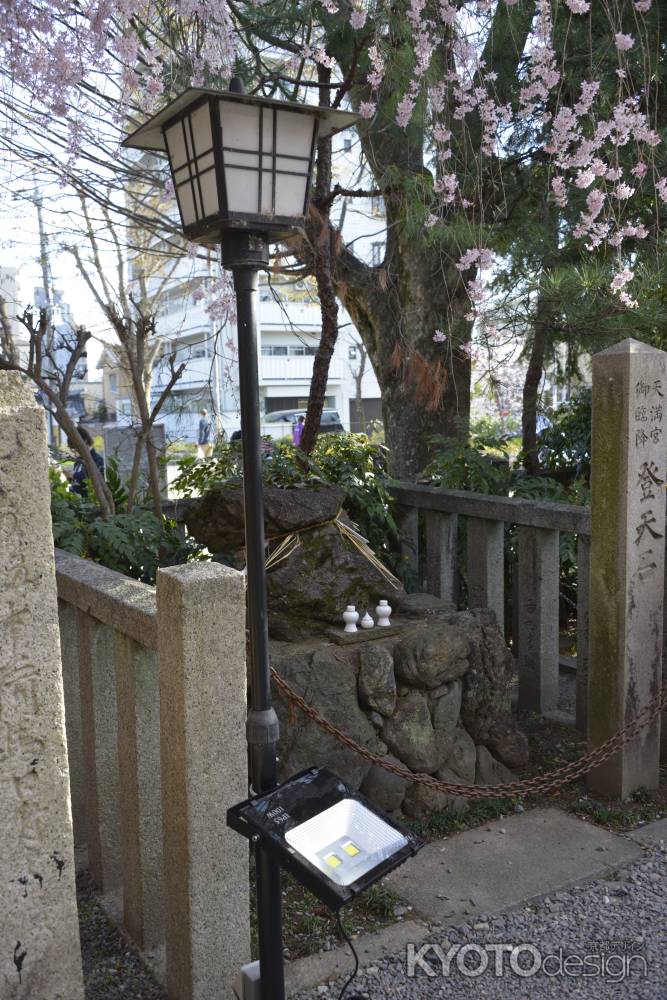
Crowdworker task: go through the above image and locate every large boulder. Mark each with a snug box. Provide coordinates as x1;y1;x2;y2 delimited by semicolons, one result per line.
475;746;517;786
451;613;528;768
185;482;406;639
382;690;439;773
358;644;396;717
431;679;462;763
394;625;469;689
271;646;379;789
184;482;346;551
360;753;409;813
266;522;405;639
402;766;468;818
483;719;530;769
443;725;477;783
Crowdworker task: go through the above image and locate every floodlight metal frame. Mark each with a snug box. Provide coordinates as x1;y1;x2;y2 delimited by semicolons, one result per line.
227;766;423;911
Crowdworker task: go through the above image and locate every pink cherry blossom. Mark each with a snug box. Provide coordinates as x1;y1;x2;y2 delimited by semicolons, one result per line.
432;329;447;343
615;33;635;52
586;189;605;218
551;176;568;206
611;268;633;291
564;0;590;13
574;168;595;189
634;1;652;11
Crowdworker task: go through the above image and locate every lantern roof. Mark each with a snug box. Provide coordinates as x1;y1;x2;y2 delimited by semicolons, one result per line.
122;87;361;153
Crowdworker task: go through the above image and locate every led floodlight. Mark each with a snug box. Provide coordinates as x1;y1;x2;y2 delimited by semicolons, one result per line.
227;767;422;910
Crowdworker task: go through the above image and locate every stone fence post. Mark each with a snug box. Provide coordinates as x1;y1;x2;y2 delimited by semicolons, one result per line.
0;373;84;998
588;340;666;799
157;562;250;1000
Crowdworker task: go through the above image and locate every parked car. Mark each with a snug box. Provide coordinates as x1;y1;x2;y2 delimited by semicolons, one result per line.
260;408;345;439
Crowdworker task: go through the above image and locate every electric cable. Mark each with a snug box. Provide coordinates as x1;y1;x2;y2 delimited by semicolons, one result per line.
336;911;363;1000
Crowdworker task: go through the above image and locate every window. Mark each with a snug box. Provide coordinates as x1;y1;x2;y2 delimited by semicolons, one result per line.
370;196;383;216
108;373;118;394
116;398;132;422
261;345;295;356
343;137;353;152
371;242;384;266
348;346;358;360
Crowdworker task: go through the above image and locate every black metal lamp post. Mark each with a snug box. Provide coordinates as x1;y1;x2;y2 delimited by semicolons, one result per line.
123;81;358;1000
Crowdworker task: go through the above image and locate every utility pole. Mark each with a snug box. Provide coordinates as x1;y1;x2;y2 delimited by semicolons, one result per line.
34;189;58;447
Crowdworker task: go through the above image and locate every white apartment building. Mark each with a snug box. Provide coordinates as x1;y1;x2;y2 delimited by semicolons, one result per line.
147;266;382;442
0;266;30;365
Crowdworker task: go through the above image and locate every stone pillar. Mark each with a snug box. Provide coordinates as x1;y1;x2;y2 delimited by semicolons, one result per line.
466;517;504;628
157;563;250;1000
0;373;84;998
575;534;591;735
424;511;458;603
588;339;666;799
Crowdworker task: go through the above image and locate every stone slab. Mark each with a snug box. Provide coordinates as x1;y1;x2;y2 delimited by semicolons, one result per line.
0;372;84;998
285;918;430;996
327;623;406;645
385;807;641;924
626;817;667;846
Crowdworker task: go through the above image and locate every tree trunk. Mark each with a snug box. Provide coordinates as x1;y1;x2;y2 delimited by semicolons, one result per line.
522;196;559;476
336;240;472;480
521;322;548;476
300;65;338;456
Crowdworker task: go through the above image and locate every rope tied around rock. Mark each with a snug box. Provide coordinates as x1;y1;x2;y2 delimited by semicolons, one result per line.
271;667;667;801
264;512;402;591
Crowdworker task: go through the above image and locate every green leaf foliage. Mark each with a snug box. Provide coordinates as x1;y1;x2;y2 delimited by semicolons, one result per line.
50;469;201;584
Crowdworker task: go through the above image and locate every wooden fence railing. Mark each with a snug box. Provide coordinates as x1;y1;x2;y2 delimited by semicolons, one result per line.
389;484;591;732
55;549;250;1000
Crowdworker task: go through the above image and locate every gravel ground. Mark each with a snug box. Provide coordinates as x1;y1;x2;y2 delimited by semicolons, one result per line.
77;872;166;1000
293;841;667;999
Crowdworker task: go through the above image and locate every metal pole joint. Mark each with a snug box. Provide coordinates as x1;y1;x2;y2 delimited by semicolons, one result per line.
246;707;280;747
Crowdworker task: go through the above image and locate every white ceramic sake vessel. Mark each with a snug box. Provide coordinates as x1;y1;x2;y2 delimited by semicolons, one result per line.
375;599;392;626
360;612;374;629
343;605;359;632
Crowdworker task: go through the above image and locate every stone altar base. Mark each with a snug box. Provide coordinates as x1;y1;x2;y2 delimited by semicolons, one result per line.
271;598;528;817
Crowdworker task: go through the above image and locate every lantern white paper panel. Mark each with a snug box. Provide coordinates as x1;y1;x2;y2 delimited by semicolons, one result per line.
165;105;219;227
219;99;316;218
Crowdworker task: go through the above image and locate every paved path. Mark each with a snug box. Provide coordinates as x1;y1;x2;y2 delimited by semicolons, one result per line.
288;811;666;998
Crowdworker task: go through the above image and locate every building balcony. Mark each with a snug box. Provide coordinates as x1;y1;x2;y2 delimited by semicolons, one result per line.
258;298;322;330
260;355;344;383
153;355;215;388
